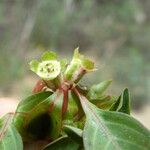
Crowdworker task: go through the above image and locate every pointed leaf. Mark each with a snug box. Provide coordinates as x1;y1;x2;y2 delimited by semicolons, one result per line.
0;114;23;150
75;90;150;150
43;136;79;150
110;89;130;115
118;88;130;114
87;80;112;100
109;95;121;111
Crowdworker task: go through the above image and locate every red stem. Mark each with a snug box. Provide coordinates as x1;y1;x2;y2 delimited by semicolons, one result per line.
32;80;46;93
62;88;69;118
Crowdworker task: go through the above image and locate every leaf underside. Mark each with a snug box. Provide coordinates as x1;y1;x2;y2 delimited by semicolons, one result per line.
77;92;150;150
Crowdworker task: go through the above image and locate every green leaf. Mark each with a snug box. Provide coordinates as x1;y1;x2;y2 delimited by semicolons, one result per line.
76;90;150;150
91;95;114;110
110;95;121;111
41;51;57;61
118;88;130;114
16;91;52;111
64;125;83;145
13;91;64;141
43;136;79;150
87;80;112;100
0;114;23;150
110;88;130;114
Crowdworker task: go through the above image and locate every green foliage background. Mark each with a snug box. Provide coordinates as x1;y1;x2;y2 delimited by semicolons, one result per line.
0;0;149;109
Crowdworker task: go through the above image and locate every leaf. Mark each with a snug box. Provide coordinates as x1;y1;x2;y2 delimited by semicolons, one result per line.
87;80;112;100
118;88;130;114
13;91;64;141
110;88;130;114
91;95;114;110
0;114;23;150
13;91;52;140
16;91;52;111
41;51;57;61
64;125;83;145
110;95;121;111
75;89;150;150
43;136;79;150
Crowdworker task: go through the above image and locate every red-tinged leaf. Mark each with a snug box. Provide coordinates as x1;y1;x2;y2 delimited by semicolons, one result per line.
13;91;64;141
0;114;23;150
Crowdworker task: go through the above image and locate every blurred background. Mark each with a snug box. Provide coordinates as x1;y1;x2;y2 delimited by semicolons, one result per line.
0;0;149;128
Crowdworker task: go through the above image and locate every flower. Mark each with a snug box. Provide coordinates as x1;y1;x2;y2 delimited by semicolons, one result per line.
29;51;61;81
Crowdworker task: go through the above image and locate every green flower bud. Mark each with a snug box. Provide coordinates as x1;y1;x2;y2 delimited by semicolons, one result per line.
64;48;95;83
